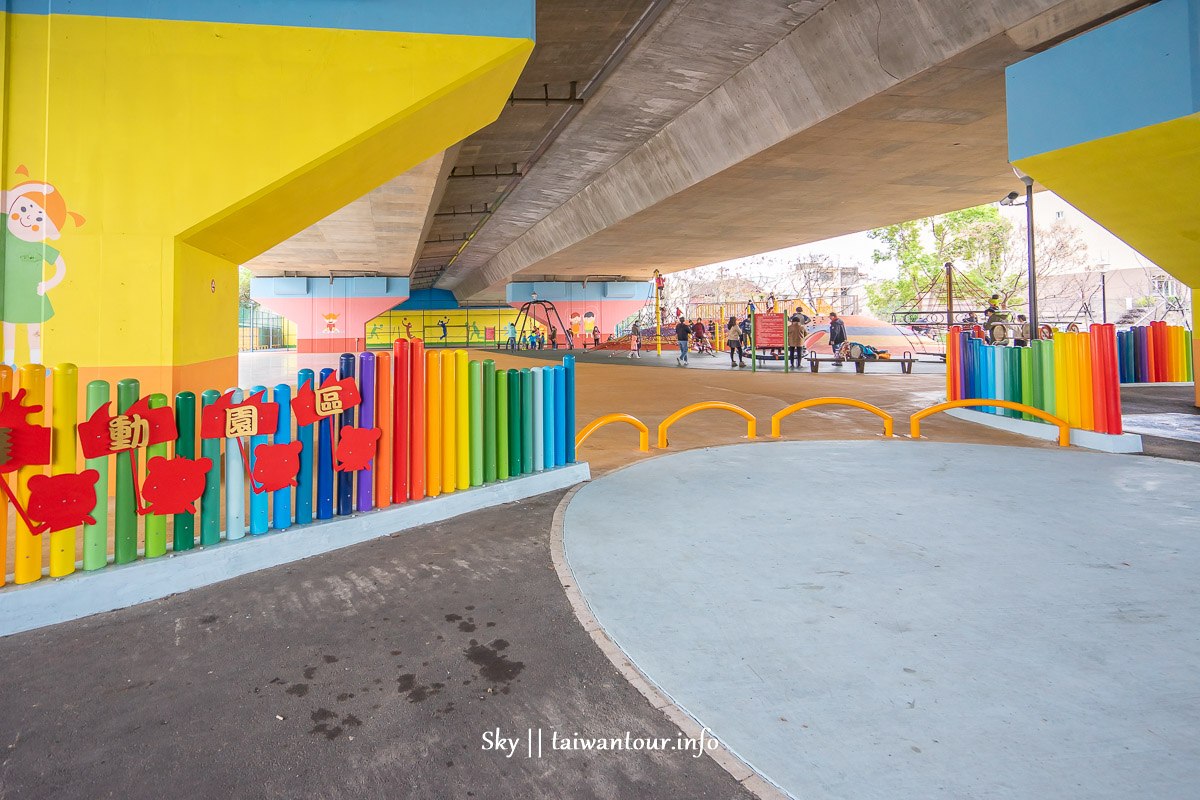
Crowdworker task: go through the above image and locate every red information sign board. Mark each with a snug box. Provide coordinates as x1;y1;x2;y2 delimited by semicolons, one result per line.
755;312;786;348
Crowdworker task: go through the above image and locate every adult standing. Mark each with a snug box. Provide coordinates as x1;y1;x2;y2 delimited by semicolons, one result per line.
726;316;745;368
549;324;557;350
506;321;517;351
675;318;691;367
828;312;847;362
787;316;807;369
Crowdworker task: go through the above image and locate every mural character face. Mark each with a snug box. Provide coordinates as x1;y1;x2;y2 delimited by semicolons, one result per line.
7;195;57;242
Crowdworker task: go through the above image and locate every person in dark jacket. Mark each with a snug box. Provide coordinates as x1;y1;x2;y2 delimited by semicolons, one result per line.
675;318;691;366
828;312;847;362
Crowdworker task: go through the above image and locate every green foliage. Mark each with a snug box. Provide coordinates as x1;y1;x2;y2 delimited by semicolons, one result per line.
866;205;1018;318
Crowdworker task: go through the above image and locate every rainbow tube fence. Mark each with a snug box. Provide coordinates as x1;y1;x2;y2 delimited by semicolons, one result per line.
1116;322;1193;383
945;324;1123;436
1;343;575;587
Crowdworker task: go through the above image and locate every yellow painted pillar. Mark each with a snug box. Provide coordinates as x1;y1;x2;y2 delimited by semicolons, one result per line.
49;363;79;577
425;351;441;498
455;350;470;490
442;351;456;493
14;364;45;584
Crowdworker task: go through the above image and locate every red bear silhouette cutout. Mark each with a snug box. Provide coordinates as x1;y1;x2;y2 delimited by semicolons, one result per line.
335;427;381;472
250;441;303;493
27;470;101;533
141;456;214;515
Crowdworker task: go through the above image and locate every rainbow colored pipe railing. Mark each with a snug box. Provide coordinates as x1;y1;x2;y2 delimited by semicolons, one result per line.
1116;322;1193;383
945;324;1123;435
1;344;575;588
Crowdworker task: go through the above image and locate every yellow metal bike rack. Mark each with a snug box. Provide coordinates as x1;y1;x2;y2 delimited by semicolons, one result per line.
770;397;893;438
910;399;1070;446
657;402;756;449
575;413;650;452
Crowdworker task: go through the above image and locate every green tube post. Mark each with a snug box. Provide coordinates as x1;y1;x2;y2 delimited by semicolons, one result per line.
1020;347;1034;420
750;308;757;372
496;370;509;480
172;391;196;551
1042;339;1056;416
114;378;140;564
507;369;521;477
469;360;483;486
199;389;222;545
82;380;110;571
483;360;497;483
1186;329;1194;381
144;393;169;557
520;368;533;474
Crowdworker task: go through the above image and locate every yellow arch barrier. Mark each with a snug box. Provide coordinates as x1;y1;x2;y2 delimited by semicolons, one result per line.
657;402;756;449
911;399;1070;447
575;413;650;452
770;397;893;438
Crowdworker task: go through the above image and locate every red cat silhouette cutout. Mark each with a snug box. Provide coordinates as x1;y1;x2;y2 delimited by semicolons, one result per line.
141;456;214;515
250;441;303;493
335;427;381;472
27;470;101;533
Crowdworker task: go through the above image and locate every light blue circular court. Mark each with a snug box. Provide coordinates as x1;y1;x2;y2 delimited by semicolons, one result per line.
562;441;1200;799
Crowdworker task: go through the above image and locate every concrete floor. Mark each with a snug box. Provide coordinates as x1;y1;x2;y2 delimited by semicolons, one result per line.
0;490;753;800
563;441;1200;800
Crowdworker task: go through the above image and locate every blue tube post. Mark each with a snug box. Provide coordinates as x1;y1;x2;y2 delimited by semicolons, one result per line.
543;363;555;468
272;383;293;530
338;353;356;515
296;369;315;524
317;367;335;520
563;355;576;462
357;352;376;512
553;365;566;466
532;367;544;471
248;385;270;534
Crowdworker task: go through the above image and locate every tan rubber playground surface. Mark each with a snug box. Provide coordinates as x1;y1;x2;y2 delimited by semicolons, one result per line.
2;349;1053;577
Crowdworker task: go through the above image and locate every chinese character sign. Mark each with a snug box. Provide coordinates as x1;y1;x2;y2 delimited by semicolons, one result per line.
291;374;361;427
78;396;177;459
200;390;279;440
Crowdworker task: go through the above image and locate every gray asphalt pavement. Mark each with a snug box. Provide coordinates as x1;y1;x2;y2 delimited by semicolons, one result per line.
0;490;752;800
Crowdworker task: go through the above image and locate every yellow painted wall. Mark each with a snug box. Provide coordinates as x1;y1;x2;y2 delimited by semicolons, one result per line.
2;11;531;396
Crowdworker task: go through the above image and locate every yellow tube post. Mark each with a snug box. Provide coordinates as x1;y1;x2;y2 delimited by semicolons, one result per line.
1078;331;1094;431
1063;333;1081;429
442;351;456;493
1053;331;1069;426
50;363;79;577
455;350;470;490
425;350;442;497
14;364;46;584
0;365;11;587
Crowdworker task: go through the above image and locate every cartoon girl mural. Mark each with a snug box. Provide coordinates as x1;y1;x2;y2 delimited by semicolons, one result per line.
2;166;84;365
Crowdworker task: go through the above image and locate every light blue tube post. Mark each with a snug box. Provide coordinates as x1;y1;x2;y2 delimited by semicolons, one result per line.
543;365;555;468
224;387;246;540
248;385;270;534
553;365;567;466
317;367;335;520
296;369;315;525
273;383;293;530
357;352;376;512
532;367;544;471
563;355;576;462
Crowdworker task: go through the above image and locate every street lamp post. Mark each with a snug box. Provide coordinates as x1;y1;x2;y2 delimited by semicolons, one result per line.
1001;170;1038;339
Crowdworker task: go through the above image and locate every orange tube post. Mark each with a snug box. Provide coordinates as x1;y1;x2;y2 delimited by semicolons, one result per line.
14;364;46;584
0;365;11;587
425;349;441;497
409;339;425;501
375;351;392;508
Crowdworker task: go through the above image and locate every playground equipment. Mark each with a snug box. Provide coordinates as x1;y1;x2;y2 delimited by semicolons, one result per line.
513;298;573;349
945;323;1123;435
1116;322;1193;383
911;400;1070;446
575;413;650;452
888;262;1012;358
0;346;576;588
657;402;756;448
770;398;893;438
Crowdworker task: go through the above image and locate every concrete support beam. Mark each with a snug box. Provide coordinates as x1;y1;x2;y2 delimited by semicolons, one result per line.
450;0;1150;301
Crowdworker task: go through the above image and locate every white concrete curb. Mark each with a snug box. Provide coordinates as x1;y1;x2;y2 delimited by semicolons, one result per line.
549;471;791;800
944;406;1143;453
0;462;590;638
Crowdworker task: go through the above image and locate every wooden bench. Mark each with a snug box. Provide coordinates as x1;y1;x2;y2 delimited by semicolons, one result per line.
806;356;918;374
